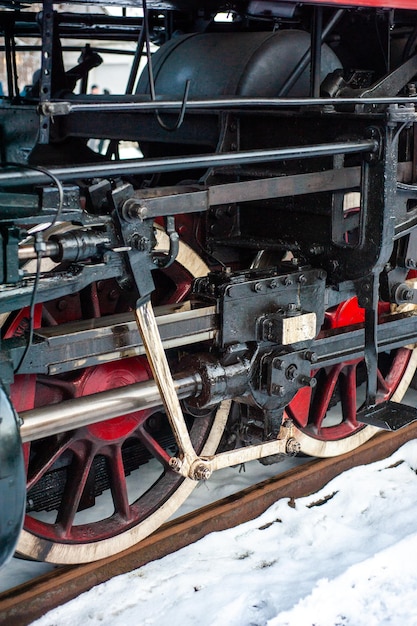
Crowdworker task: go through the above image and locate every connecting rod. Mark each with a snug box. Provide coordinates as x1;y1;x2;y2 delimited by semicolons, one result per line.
18;368;299;479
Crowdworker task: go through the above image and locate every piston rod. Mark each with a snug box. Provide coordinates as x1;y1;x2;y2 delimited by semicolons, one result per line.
19;371;201;443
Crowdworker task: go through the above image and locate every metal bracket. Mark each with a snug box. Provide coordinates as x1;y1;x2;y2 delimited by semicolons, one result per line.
133;299;301;481
38;0;54;144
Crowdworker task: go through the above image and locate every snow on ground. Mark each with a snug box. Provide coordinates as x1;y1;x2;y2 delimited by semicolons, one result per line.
0;456;304;593
29;439;417;626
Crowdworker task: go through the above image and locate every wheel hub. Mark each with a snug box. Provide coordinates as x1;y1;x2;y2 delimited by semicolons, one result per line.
74;360;153;441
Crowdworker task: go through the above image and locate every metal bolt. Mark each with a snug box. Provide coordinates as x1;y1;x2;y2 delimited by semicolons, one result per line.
406;258;417;269
130;234;150;251
304;350;318;364
192;464;212;481
123;200;149;221
271;384;285;397
298;274;307;285
285;364;298;380
273;358;285;371
137;205;148;220
254;282;263;293
282;276;292;286
169;457;182;472
400;288;414;302
269;280;277;289
286;438;301;456
298;374;317;388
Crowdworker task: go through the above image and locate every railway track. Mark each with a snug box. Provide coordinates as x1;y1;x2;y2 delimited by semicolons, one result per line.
1;422;417;626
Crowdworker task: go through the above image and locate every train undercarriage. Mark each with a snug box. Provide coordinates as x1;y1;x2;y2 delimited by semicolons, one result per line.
2;0;417;567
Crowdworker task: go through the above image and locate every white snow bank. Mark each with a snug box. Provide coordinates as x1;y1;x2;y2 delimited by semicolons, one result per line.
31;440;417;626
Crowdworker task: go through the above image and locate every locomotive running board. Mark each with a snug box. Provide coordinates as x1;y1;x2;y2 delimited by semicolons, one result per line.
357;400;417;431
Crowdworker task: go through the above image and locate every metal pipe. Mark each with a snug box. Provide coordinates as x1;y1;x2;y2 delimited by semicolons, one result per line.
279;9;344;97
0;140;377;187
310;6;323;99
42;93;417;115
125;20;146;95
19;371;201;443
18;241;59;261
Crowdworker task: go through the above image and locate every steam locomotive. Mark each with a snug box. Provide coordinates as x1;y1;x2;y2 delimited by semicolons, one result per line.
2;0;417;568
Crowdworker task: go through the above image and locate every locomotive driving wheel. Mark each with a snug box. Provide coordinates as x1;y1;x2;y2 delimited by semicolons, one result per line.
6;231;227;564
288;298;417;457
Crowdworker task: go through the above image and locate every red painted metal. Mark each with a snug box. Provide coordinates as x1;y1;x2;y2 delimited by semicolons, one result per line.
286;298;413;441
306;0;416;9
7;260;206;546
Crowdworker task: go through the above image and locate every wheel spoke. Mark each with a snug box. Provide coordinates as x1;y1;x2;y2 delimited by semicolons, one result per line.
339;364;359;428
289;299;417;456
137;424;172;468
311;364;343;430
377;367;391;396
27;435;73;490
106;445;132;521
55;443;96;536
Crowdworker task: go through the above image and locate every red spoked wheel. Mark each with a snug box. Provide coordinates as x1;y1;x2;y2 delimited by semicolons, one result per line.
287;297;417;457
5;233;228;564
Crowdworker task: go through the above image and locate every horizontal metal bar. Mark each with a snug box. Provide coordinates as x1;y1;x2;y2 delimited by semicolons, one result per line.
0;141;377;188
43;304;216;374
20;372;201;443
135;166;362;219
42;96;417;116
0;45;138;55
17;310;417;443
314;311;417;367
5;303;217;375
0;256;125;315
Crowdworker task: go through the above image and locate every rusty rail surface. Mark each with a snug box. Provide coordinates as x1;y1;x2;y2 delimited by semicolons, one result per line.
1;423;417;626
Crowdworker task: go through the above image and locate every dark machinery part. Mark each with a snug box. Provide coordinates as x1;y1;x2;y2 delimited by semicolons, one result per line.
0;385;25;567
136;30;341;99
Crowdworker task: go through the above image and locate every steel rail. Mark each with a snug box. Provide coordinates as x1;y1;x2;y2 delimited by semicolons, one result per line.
0;140;377;187
1;423;417;626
